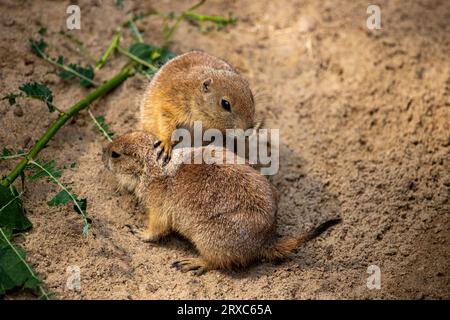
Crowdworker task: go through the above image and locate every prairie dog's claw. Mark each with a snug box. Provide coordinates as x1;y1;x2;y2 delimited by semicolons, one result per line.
127;225;156;242
155;140;172;165
126;224;138;234
171;258;208;276
153;140;162;148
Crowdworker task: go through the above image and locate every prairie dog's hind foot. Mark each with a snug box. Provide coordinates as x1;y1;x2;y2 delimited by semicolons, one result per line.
171;258;210;276
127;224;163;243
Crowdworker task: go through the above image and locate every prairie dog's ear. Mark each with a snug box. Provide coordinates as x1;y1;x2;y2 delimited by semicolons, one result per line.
202;78;213;93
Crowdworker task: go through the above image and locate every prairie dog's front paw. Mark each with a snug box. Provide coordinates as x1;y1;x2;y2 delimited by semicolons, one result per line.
153;140;172;165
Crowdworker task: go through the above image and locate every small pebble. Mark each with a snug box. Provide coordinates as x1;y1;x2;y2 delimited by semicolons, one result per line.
23;136;32;149
23;55;34;65
3;18;15;27
76;118;86;127
284;173;302;182
44;73;60;85
385;248;397;256
24;65;34;76
13;106;24;117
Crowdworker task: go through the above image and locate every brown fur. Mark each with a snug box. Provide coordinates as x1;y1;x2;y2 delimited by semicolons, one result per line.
103;132;341;275
140;51;256;160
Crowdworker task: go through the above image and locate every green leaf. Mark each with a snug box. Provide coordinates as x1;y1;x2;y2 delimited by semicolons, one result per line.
129;43;175;66
128;43;157;61
95;115;114;138
59;63;94;88
29;38;47;58
1;148;26;161
73;198;91;235
61;162;77;169
29;36;96;88
0;185;32;233
127;43;176;77
38;27;47;36
19;82;55;113
1;148;12;158
74;198;87;216
0;227;44;297
158;47;176;64
115;0;124;9
1;93;21;106
26;159;91;235
26;159;61;181
47;189;72;206
56;55;64;65
167;11;176;20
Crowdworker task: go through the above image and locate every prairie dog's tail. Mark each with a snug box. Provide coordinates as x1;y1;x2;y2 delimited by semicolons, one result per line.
263;218;342;260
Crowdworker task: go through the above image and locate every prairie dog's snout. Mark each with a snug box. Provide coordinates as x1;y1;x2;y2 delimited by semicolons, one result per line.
102;131;157;176
102;145;115;170
102;142;123;172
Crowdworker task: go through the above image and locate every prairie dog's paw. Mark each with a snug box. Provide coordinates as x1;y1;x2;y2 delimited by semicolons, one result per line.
127;225;160;243
171;258;209;276
154;140;172;165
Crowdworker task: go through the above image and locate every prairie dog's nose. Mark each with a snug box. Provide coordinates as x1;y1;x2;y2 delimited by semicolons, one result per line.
102;147;107;164
102;144;112;165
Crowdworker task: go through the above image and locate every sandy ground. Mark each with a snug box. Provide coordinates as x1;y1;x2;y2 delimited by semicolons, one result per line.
0;0;449;299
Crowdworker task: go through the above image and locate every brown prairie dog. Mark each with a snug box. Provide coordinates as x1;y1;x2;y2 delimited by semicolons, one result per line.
140;51;256;162
103;131;341;275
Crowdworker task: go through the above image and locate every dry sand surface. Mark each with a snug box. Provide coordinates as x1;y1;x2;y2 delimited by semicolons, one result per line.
0;0;449;299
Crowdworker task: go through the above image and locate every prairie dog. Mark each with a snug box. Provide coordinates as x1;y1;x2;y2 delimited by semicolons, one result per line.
140;51;256;162
103;132;341;275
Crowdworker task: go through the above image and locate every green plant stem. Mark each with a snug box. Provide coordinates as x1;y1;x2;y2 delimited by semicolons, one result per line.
59;30;97;63
164;15;183;42
0;191;24;213
138;69;153;80
164;0;207;42
28;160;90;234
99;9;161;70
96;30;121;70
127;20;143;43
184;12;236;23
47;55;99;87
0;152;27;161
187;0;207;12
0;65;134;188
88;109;113;142
0;227;50;300
116;46;158;72
51;105;65;115
121;9;160;28
32;44;99;87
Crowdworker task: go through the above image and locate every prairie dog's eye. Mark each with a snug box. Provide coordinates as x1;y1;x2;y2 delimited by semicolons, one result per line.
111;151;121;158
220;99;231;111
